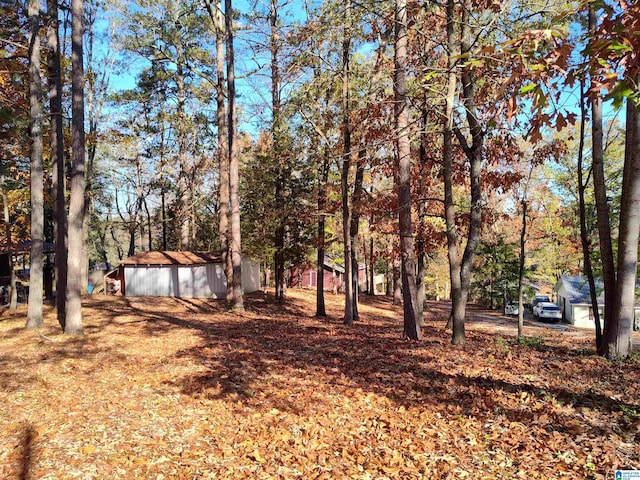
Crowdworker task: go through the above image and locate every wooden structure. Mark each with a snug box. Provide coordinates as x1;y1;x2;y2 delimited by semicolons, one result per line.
288;259;366;293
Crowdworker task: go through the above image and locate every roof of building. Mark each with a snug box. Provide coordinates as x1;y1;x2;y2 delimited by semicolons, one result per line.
557;275;605;304
120;251;221;266
557;275;640;305
322;260;345;273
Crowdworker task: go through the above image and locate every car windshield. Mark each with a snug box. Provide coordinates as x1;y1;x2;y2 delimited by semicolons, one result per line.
543;306;560;311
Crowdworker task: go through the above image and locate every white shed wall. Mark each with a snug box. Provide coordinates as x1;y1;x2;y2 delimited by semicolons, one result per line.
571;304;594;329
241;258;260;293
124;259;259;298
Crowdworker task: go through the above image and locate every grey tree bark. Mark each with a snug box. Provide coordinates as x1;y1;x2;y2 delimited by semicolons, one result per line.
204;0;232;303
350;150;364;321
1;177;17;310
316;145;330;317
395;0;419;340
603;95;640;359
26;0;44;329
589;7;616;348
226;0;244;311
64;0;87;335
47;0;67;326
576;80;603;348
271;0;286;305
443;0;462;340
445;1;484;345
341;1;354;325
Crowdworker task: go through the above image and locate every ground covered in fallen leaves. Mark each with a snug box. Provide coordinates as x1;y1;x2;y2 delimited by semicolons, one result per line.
1;290;639;479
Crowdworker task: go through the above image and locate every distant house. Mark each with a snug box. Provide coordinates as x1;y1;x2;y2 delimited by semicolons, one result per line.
107;251;260;299
555;275;640;330
288;259;366;293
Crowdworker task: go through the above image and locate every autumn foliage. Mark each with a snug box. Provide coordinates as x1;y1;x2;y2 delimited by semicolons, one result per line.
1;290;638;478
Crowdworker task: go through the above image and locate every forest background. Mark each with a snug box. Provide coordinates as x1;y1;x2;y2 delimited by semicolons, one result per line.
1;0;639;358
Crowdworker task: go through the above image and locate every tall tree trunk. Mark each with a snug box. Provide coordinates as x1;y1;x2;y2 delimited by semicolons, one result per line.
517;164;535;339
205;0;233;302
602;95;640;359
26;0;44;329
161;187;168;250
395;0;419;340
82;3;99;293
226;0;243;311
576;80;603;348
176;58;190;251
589;7;616;345
517;198;527;339
350;149;364;320
64;0;86;335
443;0;463;340
271;0;286;305
369;235;374;295
341;2;354;325
143;197;152;250
416;106;429;326
1;177;17;310
48;0;67;323
316;145;329;317
448;1;484;345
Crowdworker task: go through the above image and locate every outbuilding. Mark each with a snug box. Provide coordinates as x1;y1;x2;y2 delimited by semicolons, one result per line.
287;258;367;293
555;275;640;330
109;251;260;299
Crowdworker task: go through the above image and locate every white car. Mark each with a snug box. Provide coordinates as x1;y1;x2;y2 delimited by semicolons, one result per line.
504;302;519;316
533;301;562;322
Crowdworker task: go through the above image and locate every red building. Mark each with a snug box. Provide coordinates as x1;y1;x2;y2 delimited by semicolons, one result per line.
288;259;366;293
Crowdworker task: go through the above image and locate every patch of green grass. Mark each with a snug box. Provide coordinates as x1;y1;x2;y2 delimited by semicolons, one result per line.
517;335;545;349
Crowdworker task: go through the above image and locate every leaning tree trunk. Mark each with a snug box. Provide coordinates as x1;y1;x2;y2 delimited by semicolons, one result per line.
226;0;243;311
26;0;44;329
47;0;67;325
395;0;419;340
64;0;86;335
602;95;640;359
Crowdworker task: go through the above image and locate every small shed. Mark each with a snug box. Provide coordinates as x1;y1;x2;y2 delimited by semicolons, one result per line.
112;251;260;299
288;259;345;292
287;258;367;293
556;275;640;330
